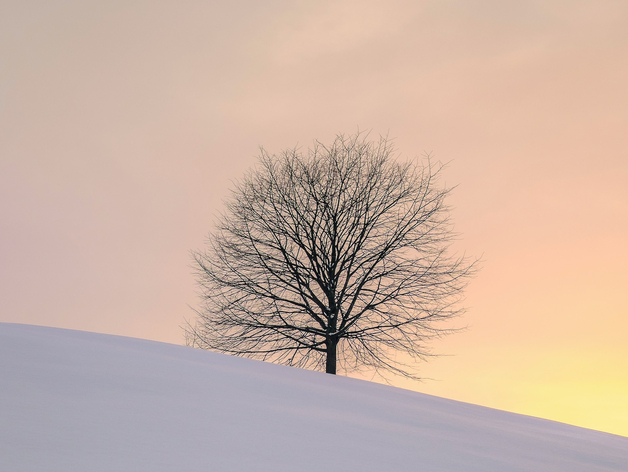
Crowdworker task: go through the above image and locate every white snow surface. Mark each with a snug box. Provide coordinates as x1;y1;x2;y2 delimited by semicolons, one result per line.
1;323;626;472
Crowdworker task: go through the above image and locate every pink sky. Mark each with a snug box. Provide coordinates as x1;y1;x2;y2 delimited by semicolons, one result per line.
1;0;626;436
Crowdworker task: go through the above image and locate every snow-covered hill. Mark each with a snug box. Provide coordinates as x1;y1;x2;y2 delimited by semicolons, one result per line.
1;323;626;471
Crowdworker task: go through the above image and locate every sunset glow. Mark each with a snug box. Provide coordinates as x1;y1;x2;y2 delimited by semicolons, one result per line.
1;1;626;436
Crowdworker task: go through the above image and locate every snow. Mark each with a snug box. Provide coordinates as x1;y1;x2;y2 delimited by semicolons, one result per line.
1;323;626;472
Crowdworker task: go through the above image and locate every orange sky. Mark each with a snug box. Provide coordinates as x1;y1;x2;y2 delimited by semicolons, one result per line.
1;0;626;436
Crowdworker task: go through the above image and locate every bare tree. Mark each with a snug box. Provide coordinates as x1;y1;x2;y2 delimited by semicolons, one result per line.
185;133;475;379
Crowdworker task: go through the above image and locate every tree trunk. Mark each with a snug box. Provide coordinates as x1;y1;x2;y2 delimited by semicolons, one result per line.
325;337;337;374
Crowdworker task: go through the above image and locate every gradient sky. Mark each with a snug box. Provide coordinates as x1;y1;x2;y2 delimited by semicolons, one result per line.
1;0;627;436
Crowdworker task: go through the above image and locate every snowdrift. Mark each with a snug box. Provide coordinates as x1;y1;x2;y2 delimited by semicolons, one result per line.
1;323;626;471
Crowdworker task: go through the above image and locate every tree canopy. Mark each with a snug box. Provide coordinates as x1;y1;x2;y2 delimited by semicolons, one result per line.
186;133;475;379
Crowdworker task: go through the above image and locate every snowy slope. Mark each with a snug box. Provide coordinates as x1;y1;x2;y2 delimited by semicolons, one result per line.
1;323;626;472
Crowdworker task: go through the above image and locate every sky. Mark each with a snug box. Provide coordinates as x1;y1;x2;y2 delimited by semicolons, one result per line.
1;0;627;436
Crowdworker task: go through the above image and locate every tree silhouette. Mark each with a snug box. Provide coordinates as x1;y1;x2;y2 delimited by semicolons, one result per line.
185;133;475;379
